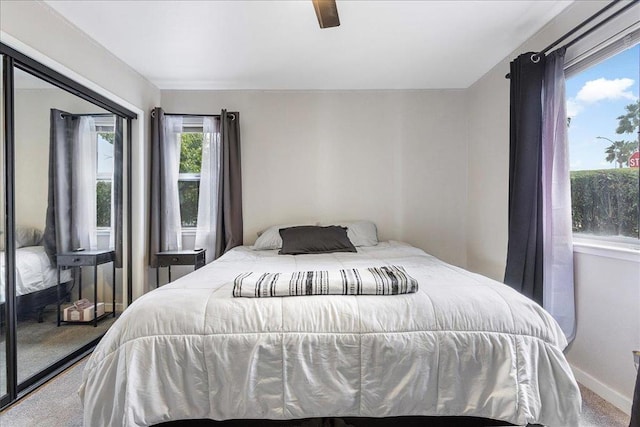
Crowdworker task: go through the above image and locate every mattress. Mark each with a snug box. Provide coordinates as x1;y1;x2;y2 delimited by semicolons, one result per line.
80;241;581;426
0;246;72;303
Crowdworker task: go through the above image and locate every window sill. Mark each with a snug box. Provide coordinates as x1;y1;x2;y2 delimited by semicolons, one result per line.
181;228;197;236
573;238;640;263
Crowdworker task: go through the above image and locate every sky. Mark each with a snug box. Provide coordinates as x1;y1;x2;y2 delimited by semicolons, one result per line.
97;134;114;175
566;44;639;171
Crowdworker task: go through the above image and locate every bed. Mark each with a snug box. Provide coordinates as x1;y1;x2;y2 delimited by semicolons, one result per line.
1;245;73;322
80;231;581;427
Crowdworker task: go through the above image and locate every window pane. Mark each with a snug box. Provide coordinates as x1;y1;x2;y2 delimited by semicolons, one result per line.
97;131;115;175
179;180;200;227
97;180;112;228
567;44;639;240
180;133;203;174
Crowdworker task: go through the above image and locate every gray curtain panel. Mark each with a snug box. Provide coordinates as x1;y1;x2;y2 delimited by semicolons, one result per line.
149;107;165;267
113;116;124;268
504;53;546;305
148;107;184;267
44;109;75;265
631;366;640;427
215;109;243;258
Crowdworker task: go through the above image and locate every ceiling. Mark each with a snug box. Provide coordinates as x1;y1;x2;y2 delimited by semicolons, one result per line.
43;0;573;90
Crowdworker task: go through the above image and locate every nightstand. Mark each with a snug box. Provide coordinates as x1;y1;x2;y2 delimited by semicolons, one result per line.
156;249;206;287
56;249;116;327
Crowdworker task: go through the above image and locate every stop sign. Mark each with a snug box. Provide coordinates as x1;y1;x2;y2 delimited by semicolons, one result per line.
630;151;640;168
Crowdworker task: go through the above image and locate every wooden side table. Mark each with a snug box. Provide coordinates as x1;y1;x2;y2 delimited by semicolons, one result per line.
156;249;206;287
57;249;116;327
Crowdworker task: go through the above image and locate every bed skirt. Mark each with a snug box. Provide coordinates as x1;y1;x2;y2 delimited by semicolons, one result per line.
154;416;517;427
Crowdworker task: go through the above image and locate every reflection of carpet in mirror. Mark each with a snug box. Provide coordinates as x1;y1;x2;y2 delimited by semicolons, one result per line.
0;306;117;393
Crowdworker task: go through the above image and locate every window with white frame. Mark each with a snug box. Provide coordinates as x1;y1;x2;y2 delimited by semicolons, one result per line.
95;117;115;229
566;40;639;246
178;119;204;228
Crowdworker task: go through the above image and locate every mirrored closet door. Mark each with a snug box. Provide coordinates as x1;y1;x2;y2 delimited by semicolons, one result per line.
1;43;135;407
1;52;7;404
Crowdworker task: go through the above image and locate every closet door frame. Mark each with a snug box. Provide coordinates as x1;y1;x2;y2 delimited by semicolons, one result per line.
0;41;136;409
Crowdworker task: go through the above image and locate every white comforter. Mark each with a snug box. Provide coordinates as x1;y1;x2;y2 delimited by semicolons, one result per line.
80;241;581;426
0;246;71;303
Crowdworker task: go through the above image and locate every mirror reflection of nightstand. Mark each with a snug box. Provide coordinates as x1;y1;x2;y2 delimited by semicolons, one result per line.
56;249;116;327
155;249;206;287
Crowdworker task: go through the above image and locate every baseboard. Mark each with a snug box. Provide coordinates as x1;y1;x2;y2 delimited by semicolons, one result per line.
570;363;632;415
103;302;125;313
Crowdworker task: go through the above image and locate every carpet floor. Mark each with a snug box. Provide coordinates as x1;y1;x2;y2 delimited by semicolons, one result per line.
0;357;631;427
0;307;117;393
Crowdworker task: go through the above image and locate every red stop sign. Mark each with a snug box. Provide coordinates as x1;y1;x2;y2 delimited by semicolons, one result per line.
630;151;640;168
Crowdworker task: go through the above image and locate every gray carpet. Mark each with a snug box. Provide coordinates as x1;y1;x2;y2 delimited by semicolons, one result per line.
0;359;631;427
0;307;116;393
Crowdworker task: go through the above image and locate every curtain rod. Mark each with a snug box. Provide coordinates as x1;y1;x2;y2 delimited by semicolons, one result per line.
60;112;114;117
505;0;638;79
59;112;115;120
537;0;626;58
152;111;236;120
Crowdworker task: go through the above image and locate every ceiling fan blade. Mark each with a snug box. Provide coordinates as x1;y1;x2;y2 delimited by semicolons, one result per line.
312;0;340;29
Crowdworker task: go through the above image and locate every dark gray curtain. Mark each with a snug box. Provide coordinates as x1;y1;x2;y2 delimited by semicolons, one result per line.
215;110;243;258
149;107;165;268
148;108;184;267
113;116;124;268
44;109;75;265
504;53;546;305
631;367;640;427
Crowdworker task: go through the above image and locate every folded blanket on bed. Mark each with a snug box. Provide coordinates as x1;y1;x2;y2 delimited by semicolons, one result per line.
232;265;418;297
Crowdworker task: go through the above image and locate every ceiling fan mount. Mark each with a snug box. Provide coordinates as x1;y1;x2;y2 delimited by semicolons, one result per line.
312;0;340;29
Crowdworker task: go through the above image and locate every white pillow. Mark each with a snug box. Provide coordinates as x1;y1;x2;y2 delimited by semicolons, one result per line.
253;223;317;250
324;220;378;247
15;226;44;249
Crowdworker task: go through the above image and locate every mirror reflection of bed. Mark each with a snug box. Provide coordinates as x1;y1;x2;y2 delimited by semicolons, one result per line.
0;67;122;388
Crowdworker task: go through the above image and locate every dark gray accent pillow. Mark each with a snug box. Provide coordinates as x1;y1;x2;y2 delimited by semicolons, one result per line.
279;226;357;255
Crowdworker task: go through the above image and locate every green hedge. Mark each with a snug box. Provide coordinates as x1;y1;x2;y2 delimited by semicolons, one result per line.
570;168;639;237
97;181;112;228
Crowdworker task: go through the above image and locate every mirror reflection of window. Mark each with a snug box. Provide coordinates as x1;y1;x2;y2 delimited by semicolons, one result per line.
96;116;115;230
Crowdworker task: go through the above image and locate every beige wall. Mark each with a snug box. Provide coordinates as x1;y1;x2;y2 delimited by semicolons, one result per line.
466;0;639;414
162;89;469;268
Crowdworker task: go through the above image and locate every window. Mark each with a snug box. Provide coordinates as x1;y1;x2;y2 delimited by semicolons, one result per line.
178;120;204;228
96;118;115;229
566;42;639;246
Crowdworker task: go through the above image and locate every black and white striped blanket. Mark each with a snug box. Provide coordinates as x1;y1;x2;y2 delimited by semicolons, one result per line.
232;265;418;298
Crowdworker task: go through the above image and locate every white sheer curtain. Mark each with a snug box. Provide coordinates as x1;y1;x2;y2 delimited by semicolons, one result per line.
107;115;117;250
72;117;98;250
542;48;576;342
195;116;220;263
163;116;184;251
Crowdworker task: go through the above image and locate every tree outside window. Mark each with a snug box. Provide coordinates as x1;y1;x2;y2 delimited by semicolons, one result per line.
178;131;203;227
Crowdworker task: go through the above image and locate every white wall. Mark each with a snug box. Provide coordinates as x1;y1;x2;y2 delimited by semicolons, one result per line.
466;0;639;414
161;89;469;268
568;250;640;413
1;0;161;300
